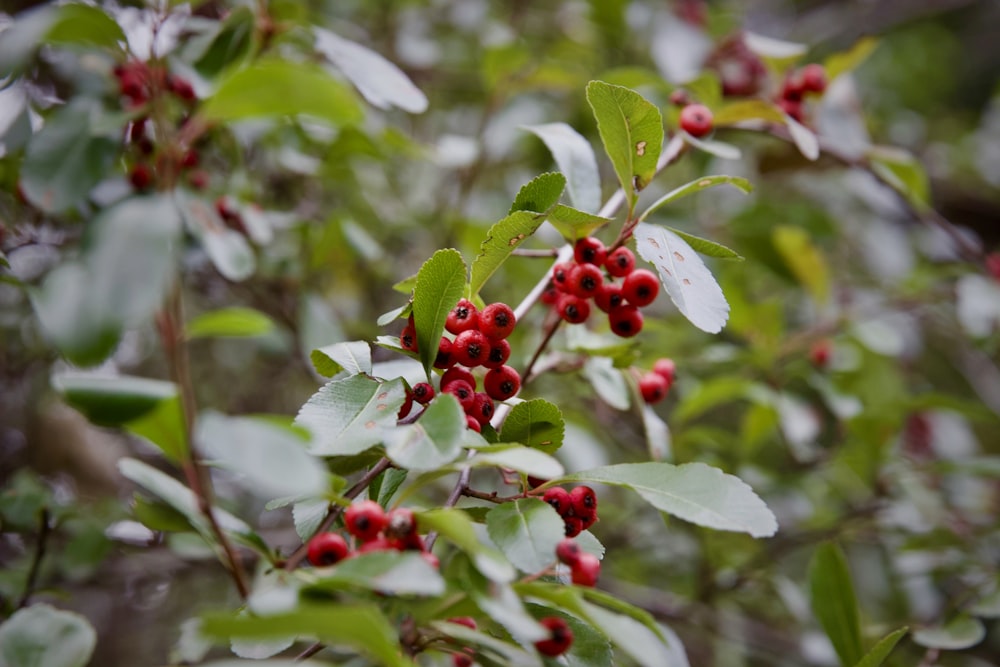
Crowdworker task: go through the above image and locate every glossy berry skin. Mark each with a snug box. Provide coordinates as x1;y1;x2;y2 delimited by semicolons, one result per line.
483;338;512;369
465;415;482;432
594;283;625;314
541;284;560;305
344;500;388;542
444;379;476;410
563;516;584;537
412;382;435;404
652;358;676;387
570;486;597;519
535;617;574;657
639;372;670;404
400;323;418;352
358;536;396;553
801;63;827;93
557;294;591;324
555;538;582;566
778;98;804;122
446;299;479;335
479;302;516;340
679;103;714;138
484;365;521;401
605;246;636;277
608;304;643;338
307;532;350;566
543;487;572;517
397;392;413;420
434;337;455;369
453;329;490;368
568;263;604;299
551;262;574;291
470;392;495;426
442;367;476;391
622;269;659;307
574;237;607;266
570;552;601;587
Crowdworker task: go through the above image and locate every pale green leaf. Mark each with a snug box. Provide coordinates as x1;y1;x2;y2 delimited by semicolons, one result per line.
295;375;407;457
546;204;614;242
523;122;602;213
486;498;565;574
385;393;465;471
682;132;742;160
310;341;373;377
0;604;96;667
175;192;255;282
825;37;879;82
853;627;907;667
912;616;985;651
417;509;515;582
413;249;467;374
306;551;444;596
666;227;744;261
638;175;752;222
867;146;931;212
786;114;820;161
713;100;787;126
468;445;565;480
772;225;830;304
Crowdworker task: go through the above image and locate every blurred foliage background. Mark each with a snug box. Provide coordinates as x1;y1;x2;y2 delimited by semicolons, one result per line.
1;0;999;665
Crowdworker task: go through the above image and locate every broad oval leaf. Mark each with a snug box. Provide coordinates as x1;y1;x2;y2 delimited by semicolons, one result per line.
125;395;186;462
638;175;752;223
295;375;406;457
52;373;176;426
772;225;830;304
186;307;274;339
385;393;464;471
510;172;566;214
0;604;96;667
315;28;427;113
634;222;730;334
557;462;777;537
809;542;863;667
525;605;614;667
867;145;931;212
825;37;879;82
469;211;545;296
469;445;565;480
546;205;614;243
431;620;542;666
586;81;664;207
854;627;908;667
486;498;565;574
307;551;444;596
413;249;467;374
524;123;602;213
713;100;788;126
666;227;743;261
912;616;986;651
417;509;515;582
310;341;373;377
582;357;630;411
499;399;565;454
582;600;673;667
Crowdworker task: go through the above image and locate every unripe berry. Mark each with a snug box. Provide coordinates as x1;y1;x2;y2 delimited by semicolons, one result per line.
479;302;516;340
484;365;521;401
412;382;435;404
535;617;573;657
639;372;670;404
434;337;455;369
652;358;676;387
605;246;636;277
344;500;388;542
679;103;714;138
801;63;827;94
570;552;601;587
551;262;574;292
622;269;659;307
307;532;350;566
555;538;582;566
594;283;625;313
453;329;490;368
469;392;495;426
542;487;572;517
442;366;476;391
608;304;643;338
557;294;590;324
446;298;479;335
483;338;511;369
574;237;607;266
568;263;604;299
443;379;476;411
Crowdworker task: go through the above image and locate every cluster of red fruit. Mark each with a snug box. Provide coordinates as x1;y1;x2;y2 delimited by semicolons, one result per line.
776;63;827;123
542;485;597;538
398;301;521;431
305;501;437;568
638;357;676;404
707;34;768;98
448;615;572;665
543;238;660;338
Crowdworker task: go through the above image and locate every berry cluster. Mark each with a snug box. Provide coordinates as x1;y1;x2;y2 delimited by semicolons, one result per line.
638;357;676;404
542;485;598;537
776;63;827;123
555;537;602;587
306;501;438;569
706;34;767;98
398;301;521;431
542;238;659;338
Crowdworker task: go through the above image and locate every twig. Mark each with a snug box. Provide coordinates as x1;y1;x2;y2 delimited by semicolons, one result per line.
295;641;325;662
511;248;560;258
461;488;523;504
18;507;51;608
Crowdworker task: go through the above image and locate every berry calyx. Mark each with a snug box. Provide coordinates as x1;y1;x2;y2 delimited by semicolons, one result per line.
400;323;418;352
479;302;516;340
484;365;521;401
453;329;490;367
446;298;479;335
622;269;659;307
543;487;572;516
483;338;512;369
570;552;601;587
534;617;573;657
412;382;436;404
679;103;714;137
608;304;643;338
344;500;388;542
306;532;350;566
652;358;676;387
605;246;636;277
801;63;827;94
639;372;670;404
557;294;591;324
568;263;604;299
574;237;607;266
555;538;582;566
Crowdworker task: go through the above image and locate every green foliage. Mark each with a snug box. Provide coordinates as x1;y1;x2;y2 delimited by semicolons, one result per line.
469;212;545;296
413;249;467;373
0;604;96;667
499;399;565;454
185;307;275;339
809;543;864;666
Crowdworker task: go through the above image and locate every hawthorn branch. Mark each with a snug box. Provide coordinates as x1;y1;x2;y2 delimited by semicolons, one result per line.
18;507;51;609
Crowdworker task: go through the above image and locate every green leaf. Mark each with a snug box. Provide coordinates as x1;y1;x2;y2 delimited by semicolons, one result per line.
867;146;931;212
509;172;566;214
0;604;96;667
386;394;465;471
557;462;777;537
772;225;830;304
912;616;985;651
186;307;274;339
197;662;338;667
499;399;565;454
20;99;118;213
809;543;864;667
469;211;545;296
295;375;407;457
853;627;908;667
132;495;192;533
682;132;742;160
638;175;752;223
586;81;663;208
198;411;327;499
825;37;879;82
786;114;820;161
376;303;409;327
310;341;373;377
375;468;408;506
641;404;671;462
713;100;788;126
413;249;467;374
200;59;363;126
175;192;254;282
580;600;672;667
315;28;427;113
665;227;743;261
125;396;186;463
292;499;329;542
524;123;602;213
52;373;177;427
430;621;541;666
417;509;515;582
44;4;126;50
193;7;255;79
634;222;730;334
468;445;564;480
306;551;444;596
582;357;630;411
201;604;410;667
486;498;564;574
0;7;56;78
525;604;614;667
546;205;614;242
968;588;1000;618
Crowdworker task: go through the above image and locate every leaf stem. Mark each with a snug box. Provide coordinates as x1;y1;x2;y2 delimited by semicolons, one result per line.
17;507;51;609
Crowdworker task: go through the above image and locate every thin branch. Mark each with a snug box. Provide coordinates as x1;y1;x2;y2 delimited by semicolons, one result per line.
461;488;522;504
511;248;560;258
295;641;325;662
18;507;51;608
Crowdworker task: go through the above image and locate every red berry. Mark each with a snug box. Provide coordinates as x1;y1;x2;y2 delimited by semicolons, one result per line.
535;617;573;657
551;262;574;292
622;269;659;307
541;284;560;305
810;339;832;370
453;329;490;368
483;338;512;369
386;508;417;539
608;304;643;337
344;500;388;542
484;365;520;401
985;252;1000;282
129;163;153;190
421;551;440;569
446;298;479;335
180;149;199;169
778;98;804;123
358;536;396;553
400;323;418;352
129;117;147;143
604;246;636;277
167;74;196;101
444;379;476;410
479;302;516;340
555;538;582;566
639;372;669;404
434;337;455;369
466;415;482;432
568;263;604;299
470;392;495;426
412;382;436;404
570;486;597;518
679;103;713;137
652;358;676;387
669;89;691;107
781;70;806;101
557;294;590;324
594;283;625;313
307;532;350;566
801;63;827;94
570;552;601;587
442;367;476;391
449;617;478;630
542;487;572;517
452;654;472;667
574;237;607;266
563;516;584;537
527;476;548;489
398;391;414;420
